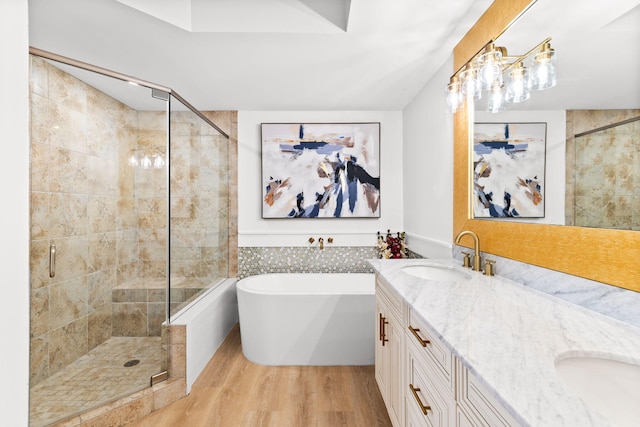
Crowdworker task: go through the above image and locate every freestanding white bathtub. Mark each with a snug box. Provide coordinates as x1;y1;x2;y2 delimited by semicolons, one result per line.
237;273;375;366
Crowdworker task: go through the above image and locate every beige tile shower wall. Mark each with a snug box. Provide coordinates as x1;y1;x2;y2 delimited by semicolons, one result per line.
29;56;139;385
136;112;168;280
566;110;640;230
202;111;238;278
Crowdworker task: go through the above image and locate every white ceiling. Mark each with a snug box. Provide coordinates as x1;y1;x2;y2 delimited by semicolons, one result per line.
28;0;493;111
28;0;640;112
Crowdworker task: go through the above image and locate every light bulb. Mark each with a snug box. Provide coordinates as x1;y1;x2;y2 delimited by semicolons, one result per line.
140;155;152;169
478;44;504;91
153;155;165;169
505;62;530;103
128;154;139;167
460;64;481;101
487;81;506;113
529;42;556;90
445;77;463;113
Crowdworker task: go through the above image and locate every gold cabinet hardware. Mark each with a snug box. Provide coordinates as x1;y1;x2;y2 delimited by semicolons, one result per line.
461;251;472;268
408;326;430;347
308;237;315;244
484;259;496;276
379;313;389;346
409;384;431;415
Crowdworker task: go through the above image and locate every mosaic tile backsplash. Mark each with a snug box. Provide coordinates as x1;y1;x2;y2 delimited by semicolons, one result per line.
238;246;421;279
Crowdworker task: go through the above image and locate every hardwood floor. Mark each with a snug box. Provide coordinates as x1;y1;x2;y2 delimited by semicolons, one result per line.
131;324;392;427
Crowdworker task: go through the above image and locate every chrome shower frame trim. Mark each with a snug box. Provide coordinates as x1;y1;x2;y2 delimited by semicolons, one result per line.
28;47;229;138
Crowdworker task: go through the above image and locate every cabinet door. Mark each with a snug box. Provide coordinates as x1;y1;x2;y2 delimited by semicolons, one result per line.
375;286;404;427
375;299;389;400
406;347;456;427
457;406;476;427
387;313;404;426
456;359;520;427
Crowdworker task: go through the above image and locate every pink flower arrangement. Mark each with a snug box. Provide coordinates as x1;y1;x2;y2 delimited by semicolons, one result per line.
377;230;407;259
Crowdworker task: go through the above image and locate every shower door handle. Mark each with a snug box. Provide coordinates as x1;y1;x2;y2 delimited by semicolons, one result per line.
49;243;56;278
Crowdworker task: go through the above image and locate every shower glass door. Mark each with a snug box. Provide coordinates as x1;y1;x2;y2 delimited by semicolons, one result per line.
168;98;230;319
29;55;168;426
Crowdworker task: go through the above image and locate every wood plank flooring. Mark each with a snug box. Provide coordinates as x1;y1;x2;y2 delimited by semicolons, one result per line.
131;324;392;427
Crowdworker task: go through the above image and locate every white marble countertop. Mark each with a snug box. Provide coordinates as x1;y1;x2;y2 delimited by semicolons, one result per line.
369;258;640;427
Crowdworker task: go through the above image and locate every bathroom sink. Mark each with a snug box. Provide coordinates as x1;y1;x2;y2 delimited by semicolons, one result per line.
555;355;640;427
401;264;471;282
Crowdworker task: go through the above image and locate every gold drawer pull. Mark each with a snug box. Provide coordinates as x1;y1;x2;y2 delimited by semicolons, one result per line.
379;313;389;346
408;326;430;347
409;384;431;415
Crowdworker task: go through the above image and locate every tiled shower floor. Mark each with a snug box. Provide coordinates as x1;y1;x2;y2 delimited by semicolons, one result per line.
30;336;162;427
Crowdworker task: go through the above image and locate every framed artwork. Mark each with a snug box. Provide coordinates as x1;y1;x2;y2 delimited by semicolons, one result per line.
473;122;546;218
261;122;380;218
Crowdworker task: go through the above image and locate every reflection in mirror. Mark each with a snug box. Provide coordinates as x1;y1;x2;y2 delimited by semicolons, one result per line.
566;112;640;230
471;0;640;230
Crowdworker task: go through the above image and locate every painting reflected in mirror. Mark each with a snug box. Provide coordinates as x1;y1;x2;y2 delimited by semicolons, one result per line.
470;1;640;231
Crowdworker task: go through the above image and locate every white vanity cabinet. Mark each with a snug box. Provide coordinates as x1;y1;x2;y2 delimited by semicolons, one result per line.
374;272;521;427
375;275;405;427
456;359;520;427
405;308;456;427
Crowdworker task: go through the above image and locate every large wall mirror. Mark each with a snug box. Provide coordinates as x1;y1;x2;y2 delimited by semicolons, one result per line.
472;0;639;230
453;0;640;292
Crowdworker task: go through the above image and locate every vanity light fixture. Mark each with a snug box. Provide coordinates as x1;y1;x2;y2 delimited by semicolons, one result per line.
445;37;556;113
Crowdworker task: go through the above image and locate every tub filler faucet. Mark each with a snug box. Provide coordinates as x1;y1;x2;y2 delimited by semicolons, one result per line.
318;237;324;250
455;230;482;271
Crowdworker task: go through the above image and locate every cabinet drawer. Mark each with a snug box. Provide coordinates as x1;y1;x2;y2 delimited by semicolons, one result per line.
456;359;520;427
376;275;403;321
407;309;455;393
406;348;455;427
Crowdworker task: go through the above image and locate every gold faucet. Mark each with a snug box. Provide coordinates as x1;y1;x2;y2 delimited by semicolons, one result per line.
319;237;324;250
455;230;482;271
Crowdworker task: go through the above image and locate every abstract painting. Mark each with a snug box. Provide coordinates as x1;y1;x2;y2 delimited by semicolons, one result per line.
473;122;546;218
261;123;380;218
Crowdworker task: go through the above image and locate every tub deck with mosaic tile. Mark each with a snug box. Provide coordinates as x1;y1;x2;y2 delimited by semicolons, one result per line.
30;336;162;427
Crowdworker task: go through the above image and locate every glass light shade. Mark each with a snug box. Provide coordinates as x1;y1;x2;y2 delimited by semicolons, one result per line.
478;46;503;91
486;82;506;113
128;154;139;167
529;44;556;90
505;62;530;103
153;155;165;169
445;78;463;113
460;65;481;100
140;155;152;169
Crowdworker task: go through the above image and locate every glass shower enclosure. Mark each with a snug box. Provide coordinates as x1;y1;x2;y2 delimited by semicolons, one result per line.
28;48;229;426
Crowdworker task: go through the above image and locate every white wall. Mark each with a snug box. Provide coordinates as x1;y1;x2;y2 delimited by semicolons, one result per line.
402;57;455;258
0;1;30;425
475;109;566;225
238;111;403;247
